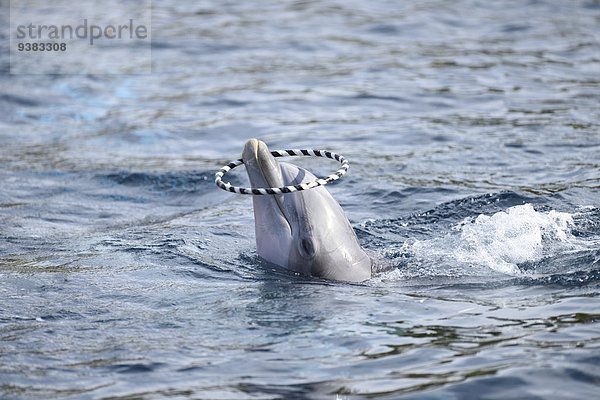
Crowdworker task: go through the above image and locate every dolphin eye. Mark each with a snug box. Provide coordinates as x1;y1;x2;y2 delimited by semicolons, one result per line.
299;237;316;258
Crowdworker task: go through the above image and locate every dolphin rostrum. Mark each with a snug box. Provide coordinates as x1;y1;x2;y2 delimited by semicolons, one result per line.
242;138;372;282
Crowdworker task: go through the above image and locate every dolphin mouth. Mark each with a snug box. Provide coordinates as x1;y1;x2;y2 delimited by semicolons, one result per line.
242;138;291;228
243;139;280;188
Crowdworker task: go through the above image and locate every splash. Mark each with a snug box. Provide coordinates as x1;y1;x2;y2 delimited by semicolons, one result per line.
456;204;574;274
378;204;578;280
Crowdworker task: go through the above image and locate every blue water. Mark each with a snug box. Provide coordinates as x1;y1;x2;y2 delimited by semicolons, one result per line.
1;0;599;399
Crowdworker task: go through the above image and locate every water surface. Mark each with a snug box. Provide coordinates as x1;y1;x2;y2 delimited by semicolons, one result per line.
1;1;599;399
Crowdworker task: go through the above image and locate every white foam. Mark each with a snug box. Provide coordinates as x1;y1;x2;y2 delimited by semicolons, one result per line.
375;204;577;281
456;204;574;274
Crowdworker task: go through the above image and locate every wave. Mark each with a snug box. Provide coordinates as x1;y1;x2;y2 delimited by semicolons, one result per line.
364;194;599;284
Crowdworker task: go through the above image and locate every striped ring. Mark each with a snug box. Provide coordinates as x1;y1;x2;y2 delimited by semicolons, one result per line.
215;149;349;195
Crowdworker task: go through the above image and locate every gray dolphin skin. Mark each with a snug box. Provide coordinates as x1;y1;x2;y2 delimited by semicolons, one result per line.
242;138;372;282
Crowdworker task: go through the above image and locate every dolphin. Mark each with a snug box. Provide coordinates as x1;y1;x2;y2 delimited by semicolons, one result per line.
242;138;372;282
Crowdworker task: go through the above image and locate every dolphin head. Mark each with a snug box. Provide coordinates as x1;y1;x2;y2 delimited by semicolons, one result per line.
242;138;372;282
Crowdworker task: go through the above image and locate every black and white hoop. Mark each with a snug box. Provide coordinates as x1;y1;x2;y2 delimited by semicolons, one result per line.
215;149;349;195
